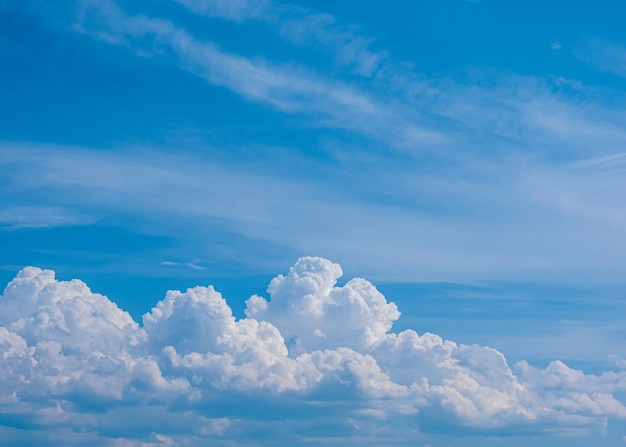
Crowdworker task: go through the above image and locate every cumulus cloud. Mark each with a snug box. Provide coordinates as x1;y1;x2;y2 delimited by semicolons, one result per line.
245;257;400;353
1;257;625;445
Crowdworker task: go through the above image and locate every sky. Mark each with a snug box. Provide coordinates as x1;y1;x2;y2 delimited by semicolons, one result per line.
2;0;626;445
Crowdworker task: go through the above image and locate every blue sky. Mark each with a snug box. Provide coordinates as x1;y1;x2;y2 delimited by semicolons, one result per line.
2;0;626;445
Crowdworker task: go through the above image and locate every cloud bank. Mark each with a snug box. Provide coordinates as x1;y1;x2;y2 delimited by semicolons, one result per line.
1;257;625;445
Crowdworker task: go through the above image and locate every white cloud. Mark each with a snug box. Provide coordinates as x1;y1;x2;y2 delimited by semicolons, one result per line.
245;257;400;353
174;0;387;76
277;11;387;77
72;0;444;150
11;1;626;287
160;261;208;271
7;138;626;286
6;1;626;443
1;257;625;445
9;0;626;288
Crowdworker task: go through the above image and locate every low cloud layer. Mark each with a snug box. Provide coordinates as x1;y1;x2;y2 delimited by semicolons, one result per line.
1;257;625;445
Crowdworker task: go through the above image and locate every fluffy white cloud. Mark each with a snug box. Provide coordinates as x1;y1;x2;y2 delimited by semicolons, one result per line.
0;257;625;446
0;266;141;353
245;257;400;353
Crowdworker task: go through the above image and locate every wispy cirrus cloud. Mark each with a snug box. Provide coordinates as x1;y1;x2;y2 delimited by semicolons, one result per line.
72;0;440;152
4;140;626;285
160;260;209;271
69;0;626;165
173;0;387;76
0;206;93;230
575;38;626;78
7;2;626;283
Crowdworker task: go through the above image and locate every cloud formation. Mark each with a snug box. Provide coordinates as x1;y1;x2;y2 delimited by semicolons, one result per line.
72;0;445;150
174;0;387;76
1;257;625;445
10;1;626;286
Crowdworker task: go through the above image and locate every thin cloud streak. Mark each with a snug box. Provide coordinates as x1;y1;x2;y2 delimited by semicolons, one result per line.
4;141;626;284
0;206;93;230
575;38;626;78
161;260;209;271
74;0;445;152
173;0;388;76
73;1;626;164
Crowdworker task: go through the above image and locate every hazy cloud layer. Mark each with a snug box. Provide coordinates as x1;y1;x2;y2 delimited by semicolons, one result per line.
1;257;625;445
5;0;626;284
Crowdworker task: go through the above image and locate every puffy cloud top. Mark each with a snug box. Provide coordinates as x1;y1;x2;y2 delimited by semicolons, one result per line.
0;266;140;354
1;258;625;446
143;285;236;355
245;256;400;353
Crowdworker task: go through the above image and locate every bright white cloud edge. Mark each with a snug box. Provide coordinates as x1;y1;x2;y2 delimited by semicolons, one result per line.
1;256;625;446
